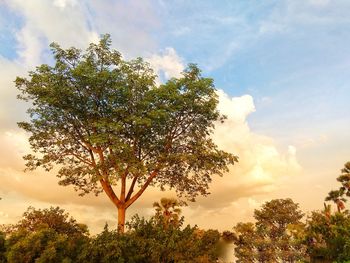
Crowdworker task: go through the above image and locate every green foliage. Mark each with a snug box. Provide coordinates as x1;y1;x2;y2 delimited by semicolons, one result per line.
153;197;184;228
0;232;6;263
325;162;350;212
10;206;88;236
233;198;306;262
4;207;89;263
81;215;223;263
1;205;225;262
6;227;87;263
305;209;350;262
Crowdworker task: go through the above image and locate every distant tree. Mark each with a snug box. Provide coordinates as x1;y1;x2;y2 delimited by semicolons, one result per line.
232;199;306;262
5;207;89;263
325;190;346;213
153;197;183;228
16;34;237;232
11;206;88;236
325;161;350;212
305;209;350;262
232;222;256;263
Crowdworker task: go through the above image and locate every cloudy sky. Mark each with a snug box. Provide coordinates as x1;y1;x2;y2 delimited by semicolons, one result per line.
0;0;349;233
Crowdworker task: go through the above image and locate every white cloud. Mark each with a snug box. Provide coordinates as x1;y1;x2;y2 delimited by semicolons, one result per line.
182;93;298;207
146;47;184;84
217;90;255;123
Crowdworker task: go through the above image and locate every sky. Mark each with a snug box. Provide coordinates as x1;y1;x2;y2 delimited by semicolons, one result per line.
0;0;349;234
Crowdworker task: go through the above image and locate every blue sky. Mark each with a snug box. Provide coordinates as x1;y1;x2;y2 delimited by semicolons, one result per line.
0;0;349;232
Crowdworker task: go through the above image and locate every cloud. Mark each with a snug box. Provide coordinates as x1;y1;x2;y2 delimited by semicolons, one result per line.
189;91;301;213
0;58;28;131
86;0;160;57
146;47;184;84
4;0;99;66
53;0;78;9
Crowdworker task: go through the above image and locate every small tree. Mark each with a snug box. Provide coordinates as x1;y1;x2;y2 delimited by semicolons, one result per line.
11;206;88;235
153;197;183;228
232;199;306;262
16;35;237;232
325;161;350;212
5;207;89;263
305;209;350;262
232;222;257;263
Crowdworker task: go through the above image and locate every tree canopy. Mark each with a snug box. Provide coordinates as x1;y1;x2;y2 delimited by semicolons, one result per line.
233;199;305;262
16;34;237;232
153;197;183;228
325;161;350;212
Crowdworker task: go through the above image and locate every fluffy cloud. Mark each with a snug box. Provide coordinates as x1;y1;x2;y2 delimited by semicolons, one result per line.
180;90;301;230
146;47;184;83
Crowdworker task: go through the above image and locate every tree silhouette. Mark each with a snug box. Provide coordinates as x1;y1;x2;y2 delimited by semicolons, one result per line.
325;161;350;212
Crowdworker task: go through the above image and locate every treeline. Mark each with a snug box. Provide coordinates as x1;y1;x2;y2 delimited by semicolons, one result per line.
0;200;226;263
1;162;350;263
231;161;350;263
1;200;350;263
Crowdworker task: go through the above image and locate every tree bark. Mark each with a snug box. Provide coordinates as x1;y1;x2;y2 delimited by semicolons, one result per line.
118;206;126;233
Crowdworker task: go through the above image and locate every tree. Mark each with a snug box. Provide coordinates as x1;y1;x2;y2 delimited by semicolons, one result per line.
232;199;306;262
5;207;89;263
305;209;350;262
325;161;350;212
232;222;257;263
254;199;305;263
16;34;237;232
153;197;183;228
325;190;346;213
10;206;88;236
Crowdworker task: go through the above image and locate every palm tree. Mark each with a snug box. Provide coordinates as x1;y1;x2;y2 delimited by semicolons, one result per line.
325;162;350;213
153;197;182;228
337;162;350;196
325;190;346;213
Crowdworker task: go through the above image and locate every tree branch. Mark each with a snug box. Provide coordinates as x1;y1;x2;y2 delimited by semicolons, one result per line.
100;179;120;206
125;175;138;202
125;169;158;208
120;168;128;203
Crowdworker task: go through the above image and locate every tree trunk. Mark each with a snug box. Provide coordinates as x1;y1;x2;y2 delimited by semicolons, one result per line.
118;206;126;233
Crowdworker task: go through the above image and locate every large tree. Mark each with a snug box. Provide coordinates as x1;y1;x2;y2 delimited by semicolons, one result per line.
16;35;237;232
